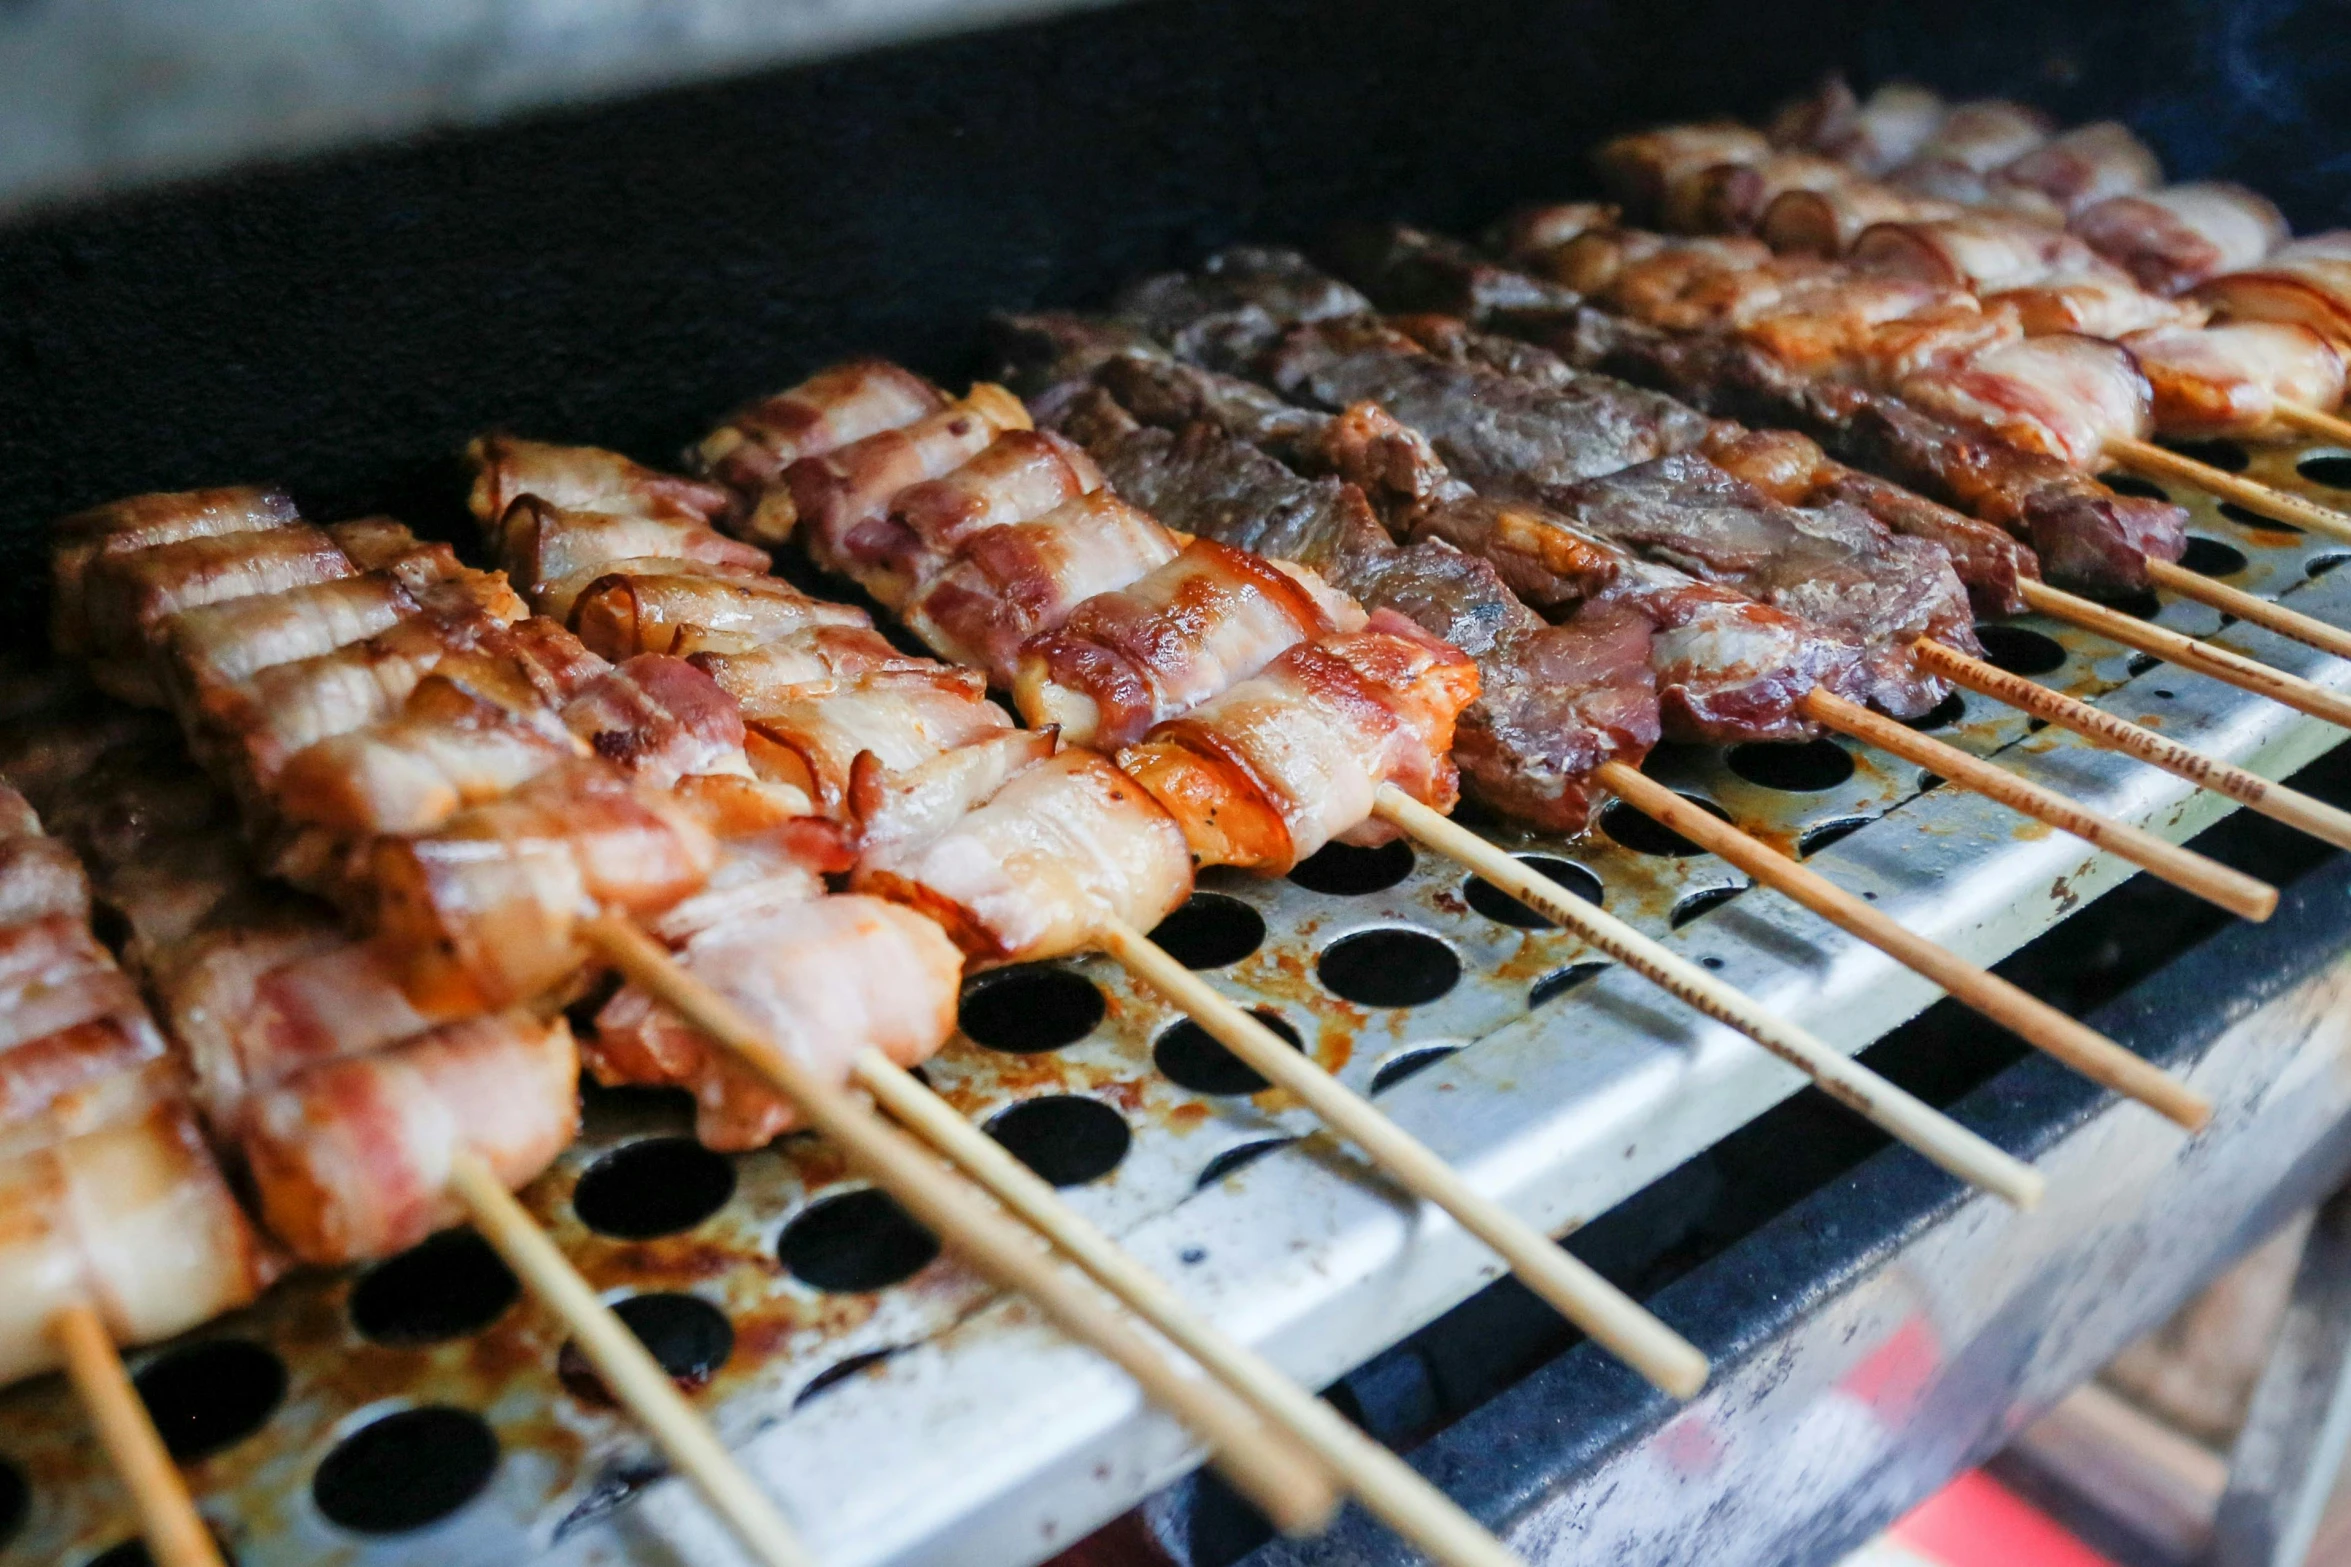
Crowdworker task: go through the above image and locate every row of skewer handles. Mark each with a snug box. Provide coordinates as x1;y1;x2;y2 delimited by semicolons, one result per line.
13;74;2351;1567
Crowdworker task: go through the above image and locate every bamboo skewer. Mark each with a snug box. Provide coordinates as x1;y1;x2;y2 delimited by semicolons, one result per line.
1592;762;2211;1131
1369;788;2046;1208
2144;560;2351;665
2273;401;2351;449
582;918;1341;1537
1097;907;1713;1394
2020;580;2351;732
52;1306;227;1567
2108;435;2351;547
852;1050;1526;1567
446;1156;817;1567
1799;689;2277;921
1914;640;2351;855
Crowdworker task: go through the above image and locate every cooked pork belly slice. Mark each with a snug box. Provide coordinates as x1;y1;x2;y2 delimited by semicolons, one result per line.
592;895;962;1150
80;524;358;701
1990;121;2162;217
1761;183;1958;257
52;487;300;659
2123;322;2348;438
1123;612;1477;871
846;430;1107;609
2195;234;2351;349
563;654;753;787
2073;184;2290;296
1899;333;2154;470
0;833;91;928
855;749;1191;965
1661;151;1852;236
696;360;949;504
0;1103;275;1385
1593;123;1772;219
743;667;1011;814
848;729;1059;852
243;1014;577;1266
787;388;1033;581
1987;270;2208;339
165;573;420;693
0;917;145;1054
1850;211;2102;294
685;624;916;706
468;434;732;528
904;490;1182;686
1771;79;1949;176
1898;100;2054;176
569;562;871;659
493;497;771;615
325;518;526;623
1015;539;1365;748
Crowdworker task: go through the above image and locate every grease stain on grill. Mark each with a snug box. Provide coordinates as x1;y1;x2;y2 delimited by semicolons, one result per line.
574;1137;736;1240
2160;438;2249;472
794;1348;899;1408
2096;471;2172;502
312;1406;498;1535
1150;893;1267;969
1799;818;1871;857
1727;738;1854;792
958;964;1104;1052
1670;885;1745;928
1600;795;1729;856
986;1095;1131;1186
1195;1138;1298;1190
2220;500;2291;530
1532;962;1610;1008
2178;536;2249;577
780;1189;940;1293
1156;1010;1303;1096
2298;454;2351;489
134;1339;287;1460
1905;691;1966;731
1318;929;1460;1007
1463;856;1601;928
1371;1045;1459;1094
1975;624;2067;676
1286;838;1414;895
560;1294;735;1405
350;1230;519;1344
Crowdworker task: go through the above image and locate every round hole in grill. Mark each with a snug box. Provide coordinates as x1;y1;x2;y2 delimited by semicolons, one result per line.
958;965;1104;1053
2309;553;2351;580
1905;691;1967;731
1154;1010;1303;1096
1600;795;1730;857
576;1078;697;1125
0;1457;24;1549
2127;653;2162;677
1670;885;1745;928
1371;1046;1458;1095
986;1096;1131;1186
1917;772;1944;793
135;1339;286;1461
2152;688;2177;700
2096;472;2171;502
350;1230;519;1345
2179;537;2249;577
1195;1138;1298;1190
1799;818;1871;858
1318;929;1460;1007
2299;454;2351;489
1726;738;1854;792
1462;856;1602;928
2106;590;2164;620
1287;838;1415;895
1975;624;2067;676
82;1539;238;1567
779;1189;940;1293
574;1137;735;1240
312;1406;498;1535
1149;893;1266;969
2220;501;2293;531
793;1348;898;1408
2161;438;2249;472
1532;962;1610;1008
561;1294;734;1405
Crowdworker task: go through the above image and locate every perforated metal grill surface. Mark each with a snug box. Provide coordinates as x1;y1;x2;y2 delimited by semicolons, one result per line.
2;443;2349;1567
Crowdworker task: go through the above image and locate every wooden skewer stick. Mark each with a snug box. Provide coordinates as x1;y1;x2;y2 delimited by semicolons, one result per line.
582;918;1341;1537
2020;579;2351;733
1799;688;2278;922
1592;761;2211;1131
2107;435;2351;547
1403;789;2053;1207
1915;639;2351;857
445;1155;816;1567
2144;559;2351;665
51;1306;227;1567
2272;400;2351;449
1099;902;1714;1393
852;1050;1525;1567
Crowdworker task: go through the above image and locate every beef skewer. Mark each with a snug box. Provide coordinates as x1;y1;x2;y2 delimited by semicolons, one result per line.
1094;248;2280;919
1377;216;2351;715
50;500;1333;1552
683;363;2045;1215
1592;113;2351;545
1011;334;2218;1126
